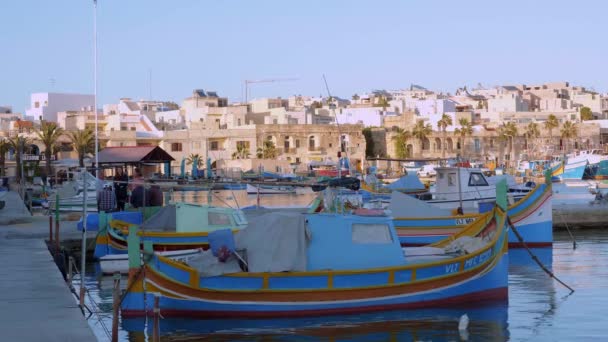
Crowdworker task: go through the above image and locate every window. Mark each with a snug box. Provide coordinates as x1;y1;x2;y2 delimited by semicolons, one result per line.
329;143;333;148
237;118;242;126
448;173;457;186
208;212;231;226
284;136;290;150
34;102;40;108
295;157;301;163
210;141;219;151
309;136;315;149
295;139;300;148
171;143;182;152
474;139;481;152
352;224;392;244
468;172;489;186
130;127;136;131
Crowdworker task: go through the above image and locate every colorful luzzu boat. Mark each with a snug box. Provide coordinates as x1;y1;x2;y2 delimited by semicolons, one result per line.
120;183;510;318
93;203;248;259
393;172;552;248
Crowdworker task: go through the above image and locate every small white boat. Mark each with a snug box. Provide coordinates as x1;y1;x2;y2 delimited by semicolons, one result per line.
246;184;296;195
99;248;203;274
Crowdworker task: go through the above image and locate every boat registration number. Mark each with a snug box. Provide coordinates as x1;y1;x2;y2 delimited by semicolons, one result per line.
455;218;475;225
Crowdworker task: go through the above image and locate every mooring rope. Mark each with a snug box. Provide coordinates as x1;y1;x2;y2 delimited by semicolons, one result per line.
555;208;577;249
507;216;575;294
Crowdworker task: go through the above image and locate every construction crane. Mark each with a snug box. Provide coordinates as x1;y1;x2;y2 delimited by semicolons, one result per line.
243;77;299;103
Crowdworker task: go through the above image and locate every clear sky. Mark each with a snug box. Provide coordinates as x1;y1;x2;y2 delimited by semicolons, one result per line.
1;0;607;112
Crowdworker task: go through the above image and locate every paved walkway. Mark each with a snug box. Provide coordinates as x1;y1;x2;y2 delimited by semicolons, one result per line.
0;192;97;341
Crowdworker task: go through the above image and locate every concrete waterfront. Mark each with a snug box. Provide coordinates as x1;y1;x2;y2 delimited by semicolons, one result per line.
0;191;97;341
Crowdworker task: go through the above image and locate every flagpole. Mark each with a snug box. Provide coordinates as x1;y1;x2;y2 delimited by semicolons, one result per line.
93;0;99;179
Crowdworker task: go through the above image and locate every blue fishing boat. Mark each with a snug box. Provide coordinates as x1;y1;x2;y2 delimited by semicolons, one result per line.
120;188;509;318
392;172;553;248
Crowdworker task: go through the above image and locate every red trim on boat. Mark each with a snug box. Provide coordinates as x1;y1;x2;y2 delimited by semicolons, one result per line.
121;287;508;318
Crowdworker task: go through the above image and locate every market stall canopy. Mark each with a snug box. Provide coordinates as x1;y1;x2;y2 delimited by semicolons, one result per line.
97;146;174;165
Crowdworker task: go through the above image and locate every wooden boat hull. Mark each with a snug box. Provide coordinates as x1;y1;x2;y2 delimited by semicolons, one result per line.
121;209;509;318
394;183;552;248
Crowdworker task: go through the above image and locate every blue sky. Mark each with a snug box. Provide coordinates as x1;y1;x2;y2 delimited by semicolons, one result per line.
1;0;607;112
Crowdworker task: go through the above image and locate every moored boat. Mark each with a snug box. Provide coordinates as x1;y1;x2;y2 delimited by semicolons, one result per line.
392;174;553;248
93;203;248;258
246;183;296;195
120;195;509;318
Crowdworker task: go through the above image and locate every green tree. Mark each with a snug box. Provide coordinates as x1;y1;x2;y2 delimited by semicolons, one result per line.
186;153;204;167
256;139;277;159
437;113;453;159
544;114;559;143
8;135;32;181
0;138;9;177
374;95;389;111
412;120;432;157
35;121;64;177
310;101;323;109
391;127;411;159
580;106;593;121
362;127;375;158
454;118;473;159
560;121;578;153
352;94;360;101
67;128;95;167
498;122;518;166
231;145;251;160
525;122;540;154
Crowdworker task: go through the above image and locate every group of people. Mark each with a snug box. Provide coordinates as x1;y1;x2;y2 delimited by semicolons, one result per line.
97;167;163;212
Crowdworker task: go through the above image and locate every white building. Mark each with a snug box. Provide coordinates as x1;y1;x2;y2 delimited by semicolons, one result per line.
25;92;94;122
335;107;385;127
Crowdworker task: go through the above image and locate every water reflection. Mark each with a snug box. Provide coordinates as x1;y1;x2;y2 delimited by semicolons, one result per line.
122;304;508;341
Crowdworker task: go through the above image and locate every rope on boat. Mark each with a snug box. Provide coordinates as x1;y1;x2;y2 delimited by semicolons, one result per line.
507;217;575;294
554;209;577;249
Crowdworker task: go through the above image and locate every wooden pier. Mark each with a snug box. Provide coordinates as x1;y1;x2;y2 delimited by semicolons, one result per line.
0;191;97;341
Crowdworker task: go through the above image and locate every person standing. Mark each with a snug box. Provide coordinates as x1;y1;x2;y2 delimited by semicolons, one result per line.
129;167;145;208
114;167;128;211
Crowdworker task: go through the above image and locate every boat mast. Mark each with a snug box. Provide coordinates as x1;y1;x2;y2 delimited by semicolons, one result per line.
322;75;346;177
93;0;99;179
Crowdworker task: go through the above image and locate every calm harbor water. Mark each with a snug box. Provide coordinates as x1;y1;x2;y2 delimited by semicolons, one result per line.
77;185;608;341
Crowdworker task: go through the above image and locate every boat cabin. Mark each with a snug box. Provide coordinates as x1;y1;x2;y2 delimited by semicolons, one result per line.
177;203;247;232
305;213;404;270
433;167;493;201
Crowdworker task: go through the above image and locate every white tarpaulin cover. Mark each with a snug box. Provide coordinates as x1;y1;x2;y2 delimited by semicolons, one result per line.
235;211;309;273
187;211;310;277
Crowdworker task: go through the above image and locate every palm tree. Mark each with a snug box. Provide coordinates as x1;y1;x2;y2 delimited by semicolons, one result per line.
454;118;473;159
411;120;432;157
525;122;540;155
231;145;250;160
560;121;578;153
186;153;204;168
498;122;518;167
67;128;95;167
256;139;277;159
391;127;412;159
36;121;63;178
437;113;453;158
0;138;9;177
544;114;559;144
8;135;32;181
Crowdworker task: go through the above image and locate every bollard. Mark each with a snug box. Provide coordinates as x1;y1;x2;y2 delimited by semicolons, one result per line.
152;295;160;342
49;215;53;246
111;272;121;342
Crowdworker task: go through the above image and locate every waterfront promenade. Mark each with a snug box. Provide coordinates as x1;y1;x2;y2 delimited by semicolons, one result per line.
0;191;96;341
